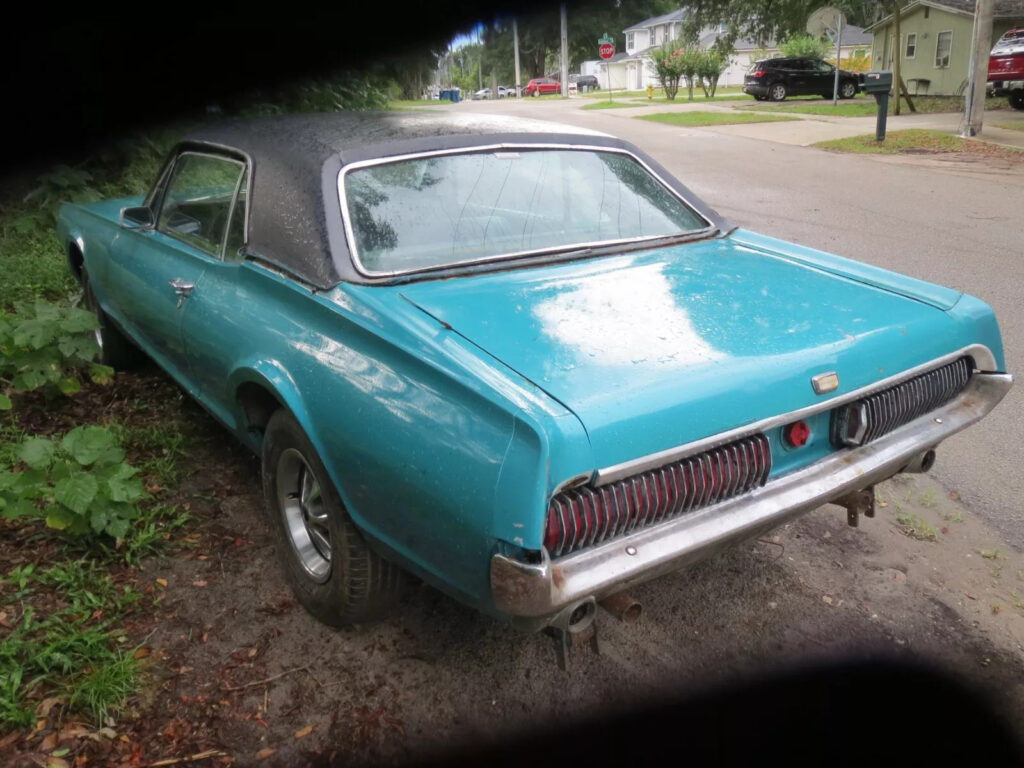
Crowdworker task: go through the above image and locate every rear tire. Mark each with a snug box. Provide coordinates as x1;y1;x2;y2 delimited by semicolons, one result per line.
81;268;143;369
769;83;787;101
839;80;857;99
1009;90;1024;110
262;409;404;627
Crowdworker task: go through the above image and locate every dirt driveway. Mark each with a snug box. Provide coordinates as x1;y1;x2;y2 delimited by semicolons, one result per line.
84;369;1024;766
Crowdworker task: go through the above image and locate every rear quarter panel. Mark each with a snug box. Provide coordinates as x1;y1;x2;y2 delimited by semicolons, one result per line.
189;264;588;610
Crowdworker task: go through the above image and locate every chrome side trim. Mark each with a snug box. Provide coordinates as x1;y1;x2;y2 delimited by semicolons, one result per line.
491;371;1012;627
336;143;714;279
593;344;995;487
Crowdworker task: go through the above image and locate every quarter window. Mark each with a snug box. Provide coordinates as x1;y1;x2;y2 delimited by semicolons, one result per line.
157;153;246;259
905;33;917;58
935;31;952;67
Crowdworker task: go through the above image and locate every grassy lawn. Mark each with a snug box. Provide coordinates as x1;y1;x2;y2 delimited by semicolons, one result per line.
629;94;751;104
738;94;1010;117
994;121;1024;132
814;128;1024;158
582;100;645;110
388;99;452;108
637;111;802;127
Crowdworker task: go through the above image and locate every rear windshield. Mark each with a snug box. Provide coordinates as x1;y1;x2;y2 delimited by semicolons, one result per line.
341;148;710;276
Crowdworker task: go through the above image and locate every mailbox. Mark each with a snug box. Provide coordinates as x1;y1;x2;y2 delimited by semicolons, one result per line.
860;70;893;141
861;70;893;94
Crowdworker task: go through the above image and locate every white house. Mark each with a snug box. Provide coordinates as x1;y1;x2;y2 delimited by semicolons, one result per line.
583;9;873;91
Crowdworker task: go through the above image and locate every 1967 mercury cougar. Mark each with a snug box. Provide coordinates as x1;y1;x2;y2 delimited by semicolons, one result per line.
58;112;1012;637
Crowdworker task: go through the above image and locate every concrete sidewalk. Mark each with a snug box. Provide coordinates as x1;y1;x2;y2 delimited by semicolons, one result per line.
573;96;1024;150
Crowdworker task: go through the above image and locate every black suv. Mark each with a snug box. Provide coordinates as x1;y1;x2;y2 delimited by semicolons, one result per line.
743;57;859;101
569;74;600;91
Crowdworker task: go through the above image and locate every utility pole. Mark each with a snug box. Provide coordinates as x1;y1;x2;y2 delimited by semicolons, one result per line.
513;18;522;97
478;24;483;90
560;3;569;97
960;0;994;136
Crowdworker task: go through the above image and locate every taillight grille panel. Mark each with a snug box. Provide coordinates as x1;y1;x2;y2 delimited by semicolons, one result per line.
830;356;973;446
544;434;772;558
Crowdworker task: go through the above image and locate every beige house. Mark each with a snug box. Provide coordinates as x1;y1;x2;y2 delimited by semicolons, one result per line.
865;0;1024;95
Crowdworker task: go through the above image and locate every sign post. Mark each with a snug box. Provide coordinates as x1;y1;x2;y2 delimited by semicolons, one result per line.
599;33;615;102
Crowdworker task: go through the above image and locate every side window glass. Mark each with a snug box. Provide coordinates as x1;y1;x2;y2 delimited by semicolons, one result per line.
157;153;245;258
223;172;248;262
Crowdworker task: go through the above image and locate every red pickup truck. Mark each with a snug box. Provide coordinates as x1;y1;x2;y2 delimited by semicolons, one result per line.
988;28;1024;110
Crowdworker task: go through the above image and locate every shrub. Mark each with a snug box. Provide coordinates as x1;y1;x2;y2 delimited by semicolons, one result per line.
779;34;833;60
0;299;114;409
0;425;148;540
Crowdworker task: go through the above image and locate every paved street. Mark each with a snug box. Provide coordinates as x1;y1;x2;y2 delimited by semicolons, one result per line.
452;95;1024;549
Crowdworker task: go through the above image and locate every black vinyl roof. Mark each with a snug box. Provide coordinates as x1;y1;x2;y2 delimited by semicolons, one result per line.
178;111;725;288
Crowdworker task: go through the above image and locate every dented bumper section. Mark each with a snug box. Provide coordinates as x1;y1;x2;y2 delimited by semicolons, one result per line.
491;372;1013;631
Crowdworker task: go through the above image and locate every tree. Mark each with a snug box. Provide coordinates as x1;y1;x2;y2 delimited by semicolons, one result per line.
696;50;729;96
650;40;688;100
779;33;833;59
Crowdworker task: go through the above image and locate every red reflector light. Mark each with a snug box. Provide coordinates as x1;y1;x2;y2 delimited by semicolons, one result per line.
749;69;766;77
784;420;811;448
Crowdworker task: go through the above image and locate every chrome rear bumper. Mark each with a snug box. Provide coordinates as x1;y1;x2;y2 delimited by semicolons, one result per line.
491;372;1012;630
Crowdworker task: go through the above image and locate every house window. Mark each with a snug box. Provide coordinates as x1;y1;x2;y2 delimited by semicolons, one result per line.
626;32;634;50
905;33;916;58
935;31;952;67
924;6;930;18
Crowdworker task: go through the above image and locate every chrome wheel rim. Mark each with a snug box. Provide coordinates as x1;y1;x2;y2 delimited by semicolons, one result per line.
771;85;785;100
277;448;331;582
841;83;855;98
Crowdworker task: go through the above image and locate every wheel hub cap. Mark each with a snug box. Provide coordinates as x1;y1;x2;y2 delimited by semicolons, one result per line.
277;448;331;582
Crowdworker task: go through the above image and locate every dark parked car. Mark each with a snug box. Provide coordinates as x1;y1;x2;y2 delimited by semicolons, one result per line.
743;57;860;101
570;74;600;92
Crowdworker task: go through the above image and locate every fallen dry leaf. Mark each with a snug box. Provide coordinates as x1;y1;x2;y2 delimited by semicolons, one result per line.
255;748;277;760
877;500;888;508
155;578;168;588
192;580;208;588
41;732;59;751
822;596;834;606
133;647;151;659
294;725;315;739
37;697;65;717
0;610;11;628
247;648;258;658
950;490;960;501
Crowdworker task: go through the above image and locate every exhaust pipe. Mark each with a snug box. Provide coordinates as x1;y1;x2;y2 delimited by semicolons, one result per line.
600;591;642;623
901;449;937;474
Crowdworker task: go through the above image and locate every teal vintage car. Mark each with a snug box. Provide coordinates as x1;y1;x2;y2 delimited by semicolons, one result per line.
57;112;1012;640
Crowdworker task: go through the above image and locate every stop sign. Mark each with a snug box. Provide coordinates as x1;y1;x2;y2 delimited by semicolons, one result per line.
599;42;615;60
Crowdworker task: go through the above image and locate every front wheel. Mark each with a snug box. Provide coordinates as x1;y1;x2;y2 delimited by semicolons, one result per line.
531;90;540;98
1009;90;1024;111
839;80;857;99
262;409;405;627
769;83;787;101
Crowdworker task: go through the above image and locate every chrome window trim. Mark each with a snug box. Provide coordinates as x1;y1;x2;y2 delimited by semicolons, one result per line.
154;150;247;262
336;143;714;279
590;343;996;488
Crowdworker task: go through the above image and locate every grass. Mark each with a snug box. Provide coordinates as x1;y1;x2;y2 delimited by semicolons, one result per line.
0;560;147;730
388;99;452;108
894;512;938;541
582;100;644;110
994;121;1024;132
738;94;1010;117
636;111;801;127
814;128;1024;156
628;94;751;104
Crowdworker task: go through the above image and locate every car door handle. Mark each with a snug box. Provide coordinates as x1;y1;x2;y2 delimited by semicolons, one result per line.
168;278;195;307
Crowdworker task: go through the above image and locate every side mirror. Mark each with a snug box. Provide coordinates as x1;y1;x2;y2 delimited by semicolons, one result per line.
120;206;154;229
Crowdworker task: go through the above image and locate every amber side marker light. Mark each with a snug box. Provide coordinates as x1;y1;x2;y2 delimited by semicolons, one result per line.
783;420;811;448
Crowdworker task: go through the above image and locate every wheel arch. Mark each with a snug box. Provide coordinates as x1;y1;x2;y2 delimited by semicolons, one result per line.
67;237;86;284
